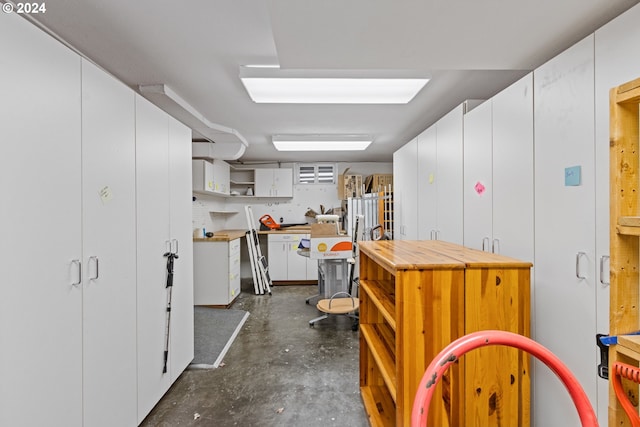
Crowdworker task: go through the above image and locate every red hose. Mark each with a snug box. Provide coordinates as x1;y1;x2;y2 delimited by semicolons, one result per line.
410;330;598;427
612;362;640;427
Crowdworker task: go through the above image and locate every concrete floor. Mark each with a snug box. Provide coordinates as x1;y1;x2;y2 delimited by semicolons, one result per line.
140;283;369;427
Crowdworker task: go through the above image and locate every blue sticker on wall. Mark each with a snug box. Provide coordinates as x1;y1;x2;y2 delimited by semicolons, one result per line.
565;166;581;186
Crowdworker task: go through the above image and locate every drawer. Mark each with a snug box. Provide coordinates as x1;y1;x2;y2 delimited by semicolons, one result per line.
229;238;241;257
268;233;305;243
229;273;241;299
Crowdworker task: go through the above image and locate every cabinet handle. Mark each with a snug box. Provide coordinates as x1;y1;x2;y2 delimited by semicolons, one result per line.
89;256;99;280
482;237;490;252
172;239;179;255
165;240;171;253
576;252;587;279
492;238;500;254
71;259;82;287
600;255;610;287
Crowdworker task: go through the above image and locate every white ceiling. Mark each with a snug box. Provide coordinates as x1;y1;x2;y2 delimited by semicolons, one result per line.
19;0;640;163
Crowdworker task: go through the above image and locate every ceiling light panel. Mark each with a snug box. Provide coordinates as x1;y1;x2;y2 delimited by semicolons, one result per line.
240;67;429;104
272;135;372;151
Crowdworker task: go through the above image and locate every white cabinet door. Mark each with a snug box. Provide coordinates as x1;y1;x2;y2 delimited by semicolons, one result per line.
534;35;596;427
492;73;534;262
273;168;294;197
168;116;194;382
0;12;83;427
417;126;438;240
212;159;230;195
463;100;493;251
80;59;138;427
436;105;464;245
594;7;640;422
135;94;172;423
393;138;418;239
268;235;289;280
286;235;307;280
255;169;293;197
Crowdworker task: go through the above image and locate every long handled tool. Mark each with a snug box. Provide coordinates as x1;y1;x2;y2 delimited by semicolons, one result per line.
162;250;178;374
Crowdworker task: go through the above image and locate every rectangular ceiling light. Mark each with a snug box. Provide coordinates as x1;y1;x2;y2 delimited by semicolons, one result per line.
240;67;429;104
272;135;372;151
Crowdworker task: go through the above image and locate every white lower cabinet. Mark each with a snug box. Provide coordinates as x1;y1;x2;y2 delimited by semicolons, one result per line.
194;238;242;306
268;234;316;281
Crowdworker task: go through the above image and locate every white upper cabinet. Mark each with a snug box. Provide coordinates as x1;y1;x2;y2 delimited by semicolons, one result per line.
254;168;293;197
193;158;230;196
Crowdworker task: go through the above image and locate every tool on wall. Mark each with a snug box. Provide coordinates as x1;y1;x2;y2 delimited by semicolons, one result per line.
162;247;178;374
245;205;272;295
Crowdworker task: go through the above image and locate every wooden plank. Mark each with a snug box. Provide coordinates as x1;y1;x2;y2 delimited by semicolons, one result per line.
618;216;640;227
616;76;640;103
464;268;531;427
420;240;533;268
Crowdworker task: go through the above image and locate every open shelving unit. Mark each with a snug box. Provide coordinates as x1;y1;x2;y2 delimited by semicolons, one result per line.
358;240;531;427
609;76;640;426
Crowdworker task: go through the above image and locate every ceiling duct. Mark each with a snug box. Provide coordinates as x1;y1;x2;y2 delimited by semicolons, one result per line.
139;84;248;160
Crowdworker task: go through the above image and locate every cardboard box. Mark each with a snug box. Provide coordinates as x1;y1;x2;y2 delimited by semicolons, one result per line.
310;223;352;259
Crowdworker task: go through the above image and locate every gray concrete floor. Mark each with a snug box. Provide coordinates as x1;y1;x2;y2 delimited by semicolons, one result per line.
140;283;369;427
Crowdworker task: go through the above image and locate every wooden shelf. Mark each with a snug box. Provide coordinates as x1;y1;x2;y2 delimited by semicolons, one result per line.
609;76;640;426
358;240;531;427
360;385;396;427
361;324;397;401
360;280;396;331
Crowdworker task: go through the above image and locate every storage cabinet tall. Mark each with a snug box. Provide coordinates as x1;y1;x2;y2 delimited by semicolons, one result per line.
533;35;597;426
0;12;83;426
81;59;138;427
393;138;418;239
463;73;534;262
358;240;531;427
135;95;194;422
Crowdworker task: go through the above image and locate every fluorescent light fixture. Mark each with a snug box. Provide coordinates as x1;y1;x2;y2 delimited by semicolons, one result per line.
272;135;372;151
240;66;429;104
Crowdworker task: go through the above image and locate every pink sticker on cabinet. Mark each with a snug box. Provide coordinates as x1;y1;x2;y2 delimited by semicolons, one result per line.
474;181;486;195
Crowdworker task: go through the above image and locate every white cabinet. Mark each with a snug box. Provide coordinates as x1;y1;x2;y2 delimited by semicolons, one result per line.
414;104;465;244
194;238;242;306
434;105;464;245
168;116;195;382
80;59;138;427
268;234;315;281
193;158;230;196
135;95;194;423
533;35;597;427
255;168;293;197
0;12;83;426
463;73;534;262
393;138;418;239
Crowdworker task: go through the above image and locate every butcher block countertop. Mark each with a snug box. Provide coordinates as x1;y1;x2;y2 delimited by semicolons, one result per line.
257;225;313;234
193;229;247;242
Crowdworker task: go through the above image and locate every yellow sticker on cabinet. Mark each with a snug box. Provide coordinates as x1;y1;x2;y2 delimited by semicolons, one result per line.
429;173;434;184
99;186;113;204
207;180;213;189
